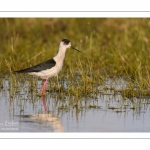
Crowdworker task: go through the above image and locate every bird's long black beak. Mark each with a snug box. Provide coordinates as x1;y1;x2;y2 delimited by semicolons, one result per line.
71;46;82;53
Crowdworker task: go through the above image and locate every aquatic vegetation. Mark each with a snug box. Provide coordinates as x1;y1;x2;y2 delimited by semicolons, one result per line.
1;18;150;106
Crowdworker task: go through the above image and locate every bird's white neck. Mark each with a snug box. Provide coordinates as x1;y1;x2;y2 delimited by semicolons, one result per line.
53;46;67;62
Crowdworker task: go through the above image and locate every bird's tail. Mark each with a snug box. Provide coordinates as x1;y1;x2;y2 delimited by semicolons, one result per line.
13;69;29;73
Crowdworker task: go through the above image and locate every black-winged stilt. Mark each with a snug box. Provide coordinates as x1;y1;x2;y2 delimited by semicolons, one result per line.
14;39;81;95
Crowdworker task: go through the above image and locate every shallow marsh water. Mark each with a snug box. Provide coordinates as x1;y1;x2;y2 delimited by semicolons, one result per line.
0;76;150;132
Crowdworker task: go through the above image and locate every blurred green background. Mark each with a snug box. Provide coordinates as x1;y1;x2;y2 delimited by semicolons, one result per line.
1;18;150;79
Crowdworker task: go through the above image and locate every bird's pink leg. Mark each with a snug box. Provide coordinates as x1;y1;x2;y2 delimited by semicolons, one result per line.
40;78;49;95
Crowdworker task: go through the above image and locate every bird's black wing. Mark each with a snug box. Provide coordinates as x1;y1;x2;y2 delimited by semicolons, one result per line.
14;58;56;73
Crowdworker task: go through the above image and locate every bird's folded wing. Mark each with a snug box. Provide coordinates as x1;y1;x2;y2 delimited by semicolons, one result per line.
14;59;56;73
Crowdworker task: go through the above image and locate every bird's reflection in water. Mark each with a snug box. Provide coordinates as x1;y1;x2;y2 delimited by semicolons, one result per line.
23;96;64;132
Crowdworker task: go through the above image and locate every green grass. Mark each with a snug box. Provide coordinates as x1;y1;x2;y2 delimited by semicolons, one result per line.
1;18;150;98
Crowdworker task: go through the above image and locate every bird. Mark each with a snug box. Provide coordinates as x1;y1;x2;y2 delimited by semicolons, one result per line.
14;39;81;95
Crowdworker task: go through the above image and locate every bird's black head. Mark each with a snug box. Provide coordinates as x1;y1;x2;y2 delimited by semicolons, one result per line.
62;39;70;45
60;39;82;53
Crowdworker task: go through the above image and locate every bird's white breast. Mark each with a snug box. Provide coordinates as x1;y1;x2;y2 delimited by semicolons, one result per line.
53;52;65;73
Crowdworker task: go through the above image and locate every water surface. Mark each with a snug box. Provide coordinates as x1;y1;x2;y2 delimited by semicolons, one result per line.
0;76;150;132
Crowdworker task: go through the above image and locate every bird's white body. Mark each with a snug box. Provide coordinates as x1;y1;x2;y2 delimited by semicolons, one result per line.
28;41;69;79
28;66;58;79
